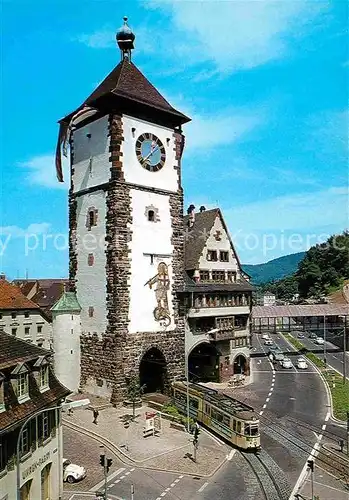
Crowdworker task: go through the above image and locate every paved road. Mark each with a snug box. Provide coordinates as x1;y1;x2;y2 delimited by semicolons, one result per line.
288;330;348;379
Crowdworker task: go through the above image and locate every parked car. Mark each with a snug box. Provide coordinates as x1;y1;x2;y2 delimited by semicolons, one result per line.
297;333;305;339
264;339;273;346
309;332;318;339
314;337;324;345
63;459;86;483
282;358;293;369
296;358;308;369
275;353;285;362
262;334;270;340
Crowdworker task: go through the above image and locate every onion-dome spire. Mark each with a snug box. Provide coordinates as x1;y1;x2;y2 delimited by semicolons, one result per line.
116;16;135;61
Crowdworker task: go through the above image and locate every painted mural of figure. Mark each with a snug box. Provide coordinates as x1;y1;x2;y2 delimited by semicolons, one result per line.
145;262;171;327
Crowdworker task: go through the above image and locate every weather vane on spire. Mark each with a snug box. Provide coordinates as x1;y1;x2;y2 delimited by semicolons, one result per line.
116;16;135;61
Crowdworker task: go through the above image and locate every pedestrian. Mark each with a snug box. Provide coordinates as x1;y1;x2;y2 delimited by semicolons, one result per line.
93;409;99;425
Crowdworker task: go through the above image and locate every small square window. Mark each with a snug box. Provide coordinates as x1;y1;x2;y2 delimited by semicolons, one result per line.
0;313;2;319
148;210;155;222
220;251;229;262
24;327;30;336
24;311;30;318
11;312;17;319
88;306;94;318
37;325;42;333
207;250;217;262
12;328;17;336
88;253;94;266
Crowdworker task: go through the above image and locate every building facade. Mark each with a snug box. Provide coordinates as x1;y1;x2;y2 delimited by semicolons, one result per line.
0;278;52;350
57;18;190;402
182;207;253;382
0;331;70;500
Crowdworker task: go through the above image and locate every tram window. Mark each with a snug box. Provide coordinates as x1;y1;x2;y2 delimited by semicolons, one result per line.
250;425;259;436
245;424;251;436
222;415;230;426
205;404;210;415
237;421;242;434
233;420;237;432
190;398;198;409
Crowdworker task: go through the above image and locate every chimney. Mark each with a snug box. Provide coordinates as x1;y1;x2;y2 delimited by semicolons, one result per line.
187;204;195;228
0;273;6;280
199;206;206;212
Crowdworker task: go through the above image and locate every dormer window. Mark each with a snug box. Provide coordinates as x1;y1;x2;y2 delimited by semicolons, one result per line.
40;366;49;391
33;356;49;392
18;373;29;402
11;363;30;403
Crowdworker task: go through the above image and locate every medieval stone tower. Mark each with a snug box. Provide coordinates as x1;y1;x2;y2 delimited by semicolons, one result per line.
57;18;190;403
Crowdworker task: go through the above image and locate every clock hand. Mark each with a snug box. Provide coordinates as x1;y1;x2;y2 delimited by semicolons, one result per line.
142;145;159;163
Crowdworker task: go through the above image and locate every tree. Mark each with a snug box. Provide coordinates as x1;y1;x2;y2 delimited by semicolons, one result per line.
126;373;146;420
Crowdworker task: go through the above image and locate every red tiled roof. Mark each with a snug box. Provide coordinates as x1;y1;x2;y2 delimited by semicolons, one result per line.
0;279;40;310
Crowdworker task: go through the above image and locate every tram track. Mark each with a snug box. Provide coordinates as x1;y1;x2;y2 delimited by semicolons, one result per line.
241;449;291;500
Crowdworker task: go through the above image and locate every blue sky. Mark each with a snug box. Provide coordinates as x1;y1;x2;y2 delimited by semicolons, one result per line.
0;0;348;279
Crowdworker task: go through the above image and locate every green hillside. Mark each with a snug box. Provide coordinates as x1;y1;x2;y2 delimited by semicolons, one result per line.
243;252;305;284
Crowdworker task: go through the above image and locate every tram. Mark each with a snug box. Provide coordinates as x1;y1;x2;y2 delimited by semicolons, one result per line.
172;381;260;450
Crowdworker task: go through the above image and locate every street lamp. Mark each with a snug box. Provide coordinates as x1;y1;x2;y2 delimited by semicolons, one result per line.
16;398;89;500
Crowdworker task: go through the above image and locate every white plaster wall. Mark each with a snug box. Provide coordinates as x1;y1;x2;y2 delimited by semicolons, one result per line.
198;216;240;276
122;115;178;192
52;312;81;392
128;189;175;333
184;317;210;356
188;305;250;318
0;311;51;349
75;191;107;339
72;115;110;193
0;432;60;500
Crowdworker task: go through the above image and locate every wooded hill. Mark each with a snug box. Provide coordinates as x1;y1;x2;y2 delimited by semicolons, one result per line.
257;231;349;300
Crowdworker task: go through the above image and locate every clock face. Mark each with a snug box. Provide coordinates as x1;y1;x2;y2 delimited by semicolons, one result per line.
135;133;166;172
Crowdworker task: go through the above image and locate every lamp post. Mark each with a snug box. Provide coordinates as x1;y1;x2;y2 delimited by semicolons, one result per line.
323;315;327;366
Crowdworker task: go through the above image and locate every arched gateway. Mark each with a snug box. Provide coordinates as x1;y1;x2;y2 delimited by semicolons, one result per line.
139;347;168;394
233;354;248;375
188;342;220;383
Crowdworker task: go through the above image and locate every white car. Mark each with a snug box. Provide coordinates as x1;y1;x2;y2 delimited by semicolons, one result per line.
314;337;324;345
262;334;270;340
63;458;86;483
282;358;293;369
264;339;273;346
296;358;308;369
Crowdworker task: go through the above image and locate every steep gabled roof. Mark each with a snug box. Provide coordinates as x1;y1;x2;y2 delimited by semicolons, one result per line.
184;208;243;271
0;279;40;310
184;209;219;270
61;59;190;125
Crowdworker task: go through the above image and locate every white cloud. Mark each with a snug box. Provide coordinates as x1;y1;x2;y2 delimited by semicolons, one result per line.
224;185;348;233
74;29;115;49
20;154;70;190
147;0;329;72
0;223;51;238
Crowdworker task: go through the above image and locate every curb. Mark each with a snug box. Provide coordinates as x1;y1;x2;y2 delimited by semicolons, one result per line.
279;333;346;424
63;419;228;479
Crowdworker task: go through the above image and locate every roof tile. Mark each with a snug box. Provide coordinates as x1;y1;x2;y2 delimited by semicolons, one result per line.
0;279;40;310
